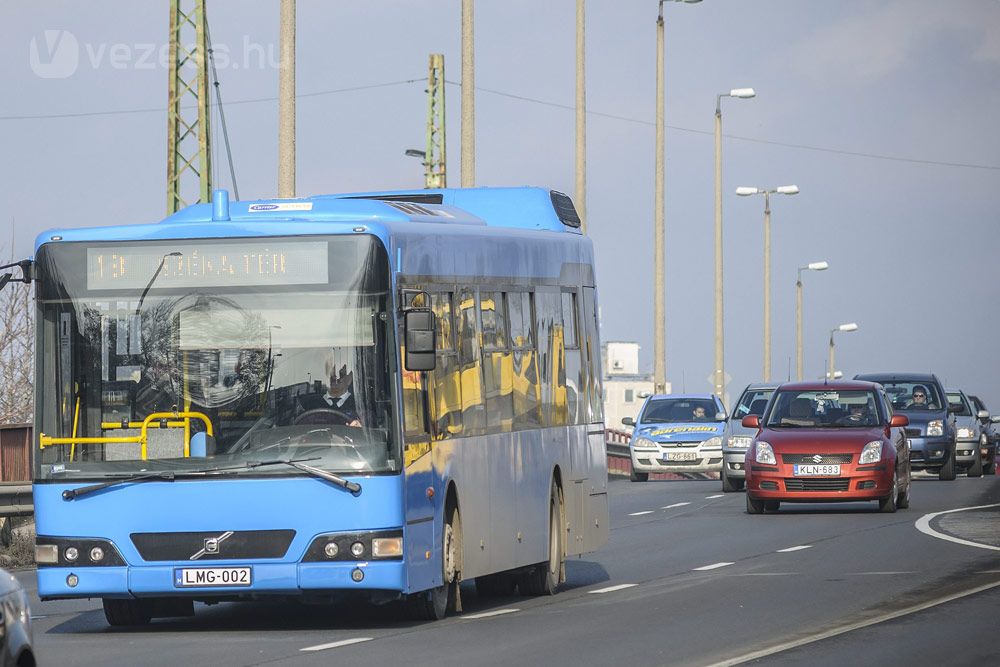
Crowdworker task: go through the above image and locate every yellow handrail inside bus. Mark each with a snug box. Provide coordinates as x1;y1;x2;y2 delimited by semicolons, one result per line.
70;396;80;461
40;411;214;461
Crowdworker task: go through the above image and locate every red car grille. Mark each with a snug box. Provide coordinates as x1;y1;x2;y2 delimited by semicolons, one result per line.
781;453;853;464
784;478;850;491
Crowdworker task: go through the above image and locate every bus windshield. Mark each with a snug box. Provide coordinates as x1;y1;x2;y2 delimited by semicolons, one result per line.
34;235;397;481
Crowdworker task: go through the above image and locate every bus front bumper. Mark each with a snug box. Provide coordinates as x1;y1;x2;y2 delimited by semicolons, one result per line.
38;561;407;600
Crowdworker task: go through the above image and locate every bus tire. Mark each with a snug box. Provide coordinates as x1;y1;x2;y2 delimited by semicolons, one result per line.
103;598;151;627
412;504;462;621
521;483;563;596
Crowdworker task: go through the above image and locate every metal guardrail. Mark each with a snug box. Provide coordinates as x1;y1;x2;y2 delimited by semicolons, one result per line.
0;483;32;518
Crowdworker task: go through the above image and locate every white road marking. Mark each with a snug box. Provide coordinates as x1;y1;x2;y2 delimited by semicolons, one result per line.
693;562;734;571
462;608;520;619
734;572;798;577
628;510;654;516
662;502;691;509
848;571;914;576
915;503;1000;552
776;545;812;553
301;637;373;652
589;583;639;594
702;579;1000;667
705;494;725;499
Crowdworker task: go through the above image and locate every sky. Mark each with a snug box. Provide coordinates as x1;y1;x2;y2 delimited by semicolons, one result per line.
2;0;999;408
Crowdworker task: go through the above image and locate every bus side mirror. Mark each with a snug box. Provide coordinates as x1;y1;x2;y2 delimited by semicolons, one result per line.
0;274;11;291
404;310;436;371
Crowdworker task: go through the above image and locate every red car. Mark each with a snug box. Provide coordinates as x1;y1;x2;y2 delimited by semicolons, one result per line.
742;380;911;514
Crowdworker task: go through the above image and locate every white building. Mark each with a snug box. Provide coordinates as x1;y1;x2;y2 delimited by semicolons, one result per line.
602;341;665;433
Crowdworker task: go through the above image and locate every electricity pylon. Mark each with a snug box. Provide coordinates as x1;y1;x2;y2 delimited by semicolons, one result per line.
424;54;446;189
166;0;212;214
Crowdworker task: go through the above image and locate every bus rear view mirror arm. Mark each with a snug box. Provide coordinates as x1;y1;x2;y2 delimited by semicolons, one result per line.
0;259;34;289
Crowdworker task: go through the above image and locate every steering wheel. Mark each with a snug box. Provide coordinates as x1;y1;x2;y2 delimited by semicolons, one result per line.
293;408;356;426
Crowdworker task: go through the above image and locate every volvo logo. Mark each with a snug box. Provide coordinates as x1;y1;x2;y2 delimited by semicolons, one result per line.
190;531;234;560
811;454;823;464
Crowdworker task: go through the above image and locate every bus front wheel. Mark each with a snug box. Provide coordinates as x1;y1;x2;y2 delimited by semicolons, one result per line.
412;504;462;621
103;598;151;627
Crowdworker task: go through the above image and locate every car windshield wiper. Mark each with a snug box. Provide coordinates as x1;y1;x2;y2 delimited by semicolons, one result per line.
60;457;322;501
245;458;362;496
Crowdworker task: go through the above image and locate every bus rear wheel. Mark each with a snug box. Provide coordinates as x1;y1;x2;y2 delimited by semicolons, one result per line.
103;598;151;627
521;483;563;596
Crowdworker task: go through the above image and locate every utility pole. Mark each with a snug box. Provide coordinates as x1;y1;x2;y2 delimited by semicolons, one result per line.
277;0;296;198
166;0;211;214
653;3;665;394
425;54;447;189
461;0;475;187
575;0;586;233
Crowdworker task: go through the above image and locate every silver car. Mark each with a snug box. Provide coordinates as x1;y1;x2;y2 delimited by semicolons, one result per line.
0;569;34;667
947;389;987;477
721;383;776;492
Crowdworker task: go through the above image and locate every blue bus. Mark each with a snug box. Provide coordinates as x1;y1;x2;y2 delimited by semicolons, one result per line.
24;186;608;624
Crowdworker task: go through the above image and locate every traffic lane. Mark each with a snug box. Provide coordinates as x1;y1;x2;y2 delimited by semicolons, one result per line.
747;585;1000;666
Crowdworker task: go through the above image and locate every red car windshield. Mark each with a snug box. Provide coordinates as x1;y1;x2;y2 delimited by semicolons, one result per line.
765;390;882;428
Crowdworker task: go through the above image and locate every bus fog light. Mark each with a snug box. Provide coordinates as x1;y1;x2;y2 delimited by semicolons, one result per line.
350;541;365;557
65;547;79;562
351;568;365;582
324;542;339;558
372;537;402;558
89;547;105;562
66;574;79;587
36;545;59;564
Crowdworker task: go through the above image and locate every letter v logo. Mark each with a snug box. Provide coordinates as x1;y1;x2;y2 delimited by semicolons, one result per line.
29;29;80;78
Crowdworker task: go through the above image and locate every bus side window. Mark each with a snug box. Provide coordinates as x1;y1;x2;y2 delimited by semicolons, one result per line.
482;291;513;433
582;287;603;423
534;288;567;427
457;288;485;436
562;290;582;425
429;291;462;439
510;291;541;429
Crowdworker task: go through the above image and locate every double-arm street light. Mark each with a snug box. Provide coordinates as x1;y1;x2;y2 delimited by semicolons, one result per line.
736;184;800;381
652;0;701;394
796;261;829;380
827;322;858;380
713;87;755;401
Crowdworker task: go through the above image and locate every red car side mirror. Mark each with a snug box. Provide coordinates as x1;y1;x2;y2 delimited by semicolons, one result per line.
890;414;909;427
741;415;760;429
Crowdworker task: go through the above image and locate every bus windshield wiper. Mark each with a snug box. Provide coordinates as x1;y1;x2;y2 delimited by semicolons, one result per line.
63;471;178;501
246;459;362;496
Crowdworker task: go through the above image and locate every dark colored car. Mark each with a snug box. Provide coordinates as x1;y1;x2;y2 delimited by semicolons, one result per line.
967;395;998;476
854;373;957;480
742;380;911;514
0;569;34;667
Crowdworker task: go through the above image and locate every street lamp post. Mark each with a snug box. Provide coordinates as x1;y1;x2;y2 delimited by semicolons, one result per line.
713;87;755;401
653;0;701;395
827;322;858;380
736;184;800;381
796;261;829;380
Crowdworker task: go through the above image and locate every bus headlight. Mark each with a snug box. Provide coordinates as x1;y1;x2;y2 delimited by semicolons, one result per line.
372;537;403;558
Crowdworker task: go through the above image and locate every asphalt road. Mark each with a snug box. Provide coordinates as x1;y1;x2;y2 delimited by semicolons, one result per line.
17;471;1000;667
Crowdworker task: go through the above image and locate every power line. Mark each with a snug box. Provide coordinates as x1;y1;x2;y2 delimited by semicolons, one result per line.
445;80;1000;172
0;79;422;121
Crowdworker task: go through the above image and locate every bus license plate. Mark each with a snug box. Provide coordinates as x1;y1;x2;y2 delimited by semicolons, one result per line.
665;452;698;462
793;464;840;476
174;566;252;588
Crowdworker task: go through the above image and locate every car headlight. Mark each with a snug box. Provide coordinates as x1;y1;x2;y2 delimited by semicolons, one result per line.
702;436;722;450
632;437;657;449
728;435;753;449
927;420;944;436
755;442;776;465
957;427;974;439
859;441;883;464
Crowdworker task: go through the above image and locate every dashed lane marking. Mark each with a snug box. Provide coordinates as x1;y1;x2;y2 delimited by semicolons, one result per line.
776;545;812;553
705;494;725;499
915;503;1000;552
301;638;373;652
662;502;691;509
628;510;654;516
589;584;639;594
462;608;520;619
693;562;734;571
